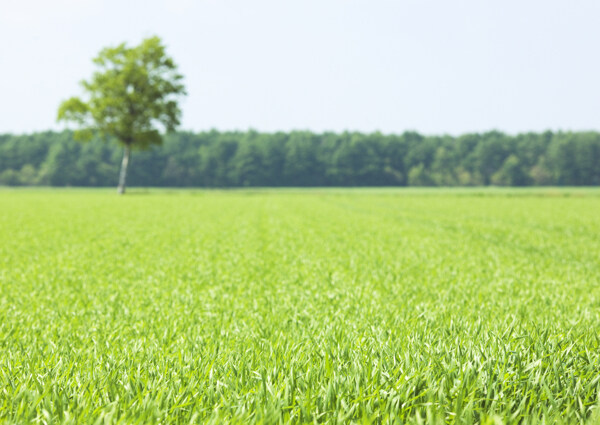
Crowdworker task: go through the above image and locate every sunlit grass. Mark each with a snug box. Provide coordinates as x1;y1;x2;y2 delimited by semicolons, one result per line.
0;189;599;424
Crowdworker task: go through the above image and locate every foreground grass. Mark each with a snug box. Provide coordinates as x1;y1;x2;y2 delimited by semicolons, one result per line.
0;189;599;424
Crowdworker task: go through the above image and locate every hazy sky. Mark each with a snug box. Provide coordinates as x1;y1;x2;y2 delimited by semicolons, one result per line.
1;0;599;135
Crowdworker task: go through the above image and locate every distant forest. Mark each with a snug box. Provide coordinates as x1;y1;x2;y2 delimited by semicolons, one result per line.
1;130;599;187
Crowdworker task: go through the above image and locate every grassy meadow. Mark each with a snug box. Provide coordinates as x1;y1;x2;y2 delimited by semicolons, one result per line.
1;188;599;424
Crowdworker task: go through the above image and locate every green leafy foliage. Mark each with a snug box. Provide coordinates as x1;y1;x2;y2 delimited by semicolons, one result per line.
57;36;185;148
1;130;599;187
56;36;185;193
1;189;599;424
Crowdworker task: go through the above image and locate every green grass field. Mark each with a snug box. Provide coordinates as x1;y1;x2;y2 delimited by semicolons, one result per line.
1;189;600;424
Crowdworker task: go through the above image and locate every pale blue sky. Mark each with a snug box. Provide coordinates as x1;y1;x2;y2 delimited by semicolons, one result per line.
1;0;599;135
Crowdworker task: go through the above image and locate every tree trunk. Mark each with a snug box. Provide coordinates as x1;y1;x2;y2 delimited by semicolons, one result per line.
117;146;130;195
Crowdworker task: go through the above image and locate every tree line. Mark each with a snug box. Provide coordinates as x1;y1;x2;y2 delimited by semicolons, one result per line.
1;129;599;187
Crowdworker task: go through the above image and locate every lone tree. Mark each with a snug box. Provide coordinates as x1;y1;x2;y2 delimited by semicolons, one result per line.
58;36;186;194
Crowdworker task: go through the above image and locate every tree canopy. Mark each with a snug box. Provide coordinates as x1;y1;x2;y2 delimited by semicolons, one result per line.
57;36;186;193
1;129;599;187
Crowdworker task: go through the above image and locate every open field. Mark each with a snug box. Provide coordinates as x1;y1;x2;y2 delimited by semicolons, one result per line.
1;189;600;424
